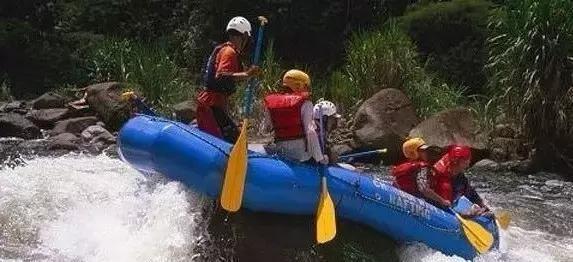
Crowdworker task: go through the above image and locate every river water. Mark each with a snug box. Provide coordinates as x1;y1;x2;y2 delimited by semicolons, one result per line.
1;153;572;261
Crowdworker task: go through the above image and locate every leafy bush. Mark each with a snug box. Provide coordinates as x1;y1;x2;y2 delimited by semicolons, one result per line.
400;0;493;94
85;38;193;114
329;22;464;116
487;0;573;171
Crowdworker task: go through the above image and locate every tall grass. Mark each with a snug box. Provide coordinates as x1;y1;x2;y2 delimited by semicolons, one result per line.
330;21;464;117
487;0;573;170
86;38;193;114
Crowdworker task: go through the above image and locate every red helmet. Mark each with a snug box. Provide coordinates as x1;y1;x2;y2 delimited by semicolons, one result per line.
448;145;471;160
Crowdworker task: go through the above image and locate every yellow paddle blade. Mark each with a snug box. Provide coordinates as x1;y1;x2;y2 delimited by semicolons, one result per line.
220;119;249;212
454;213;494;254
496;211;511;230
316;177;336;244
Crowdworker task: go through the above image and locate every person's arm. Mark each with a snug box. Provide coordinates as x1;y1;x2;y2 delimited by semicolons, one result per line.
459;174;488;210
301;101;327;164
417;167;451;207
216;47;260;82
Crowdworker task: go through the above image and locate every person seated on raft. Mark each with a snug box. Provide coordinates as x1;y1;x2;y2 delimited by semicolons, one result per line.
312;99;342;162
392;138;453;208
434;145;491;216
261;69;328;165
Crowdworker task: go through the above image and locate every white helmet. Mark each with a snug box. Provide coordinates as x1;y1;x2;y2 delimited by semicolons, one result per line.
313;100;341;119
226;16;252;36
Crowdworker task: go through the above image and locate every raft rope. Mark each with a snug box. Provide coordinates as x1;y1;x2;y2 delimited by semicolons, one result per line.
152;117;462;235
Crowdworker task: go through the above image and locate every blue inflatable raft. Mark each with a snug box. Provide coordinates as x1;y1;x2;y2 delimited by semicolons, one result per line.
118;115;499;259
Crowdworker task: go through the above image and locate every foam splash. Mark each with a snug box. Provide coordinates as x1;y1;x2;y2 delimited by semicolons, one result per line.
0;154;199;262
399;218;573;262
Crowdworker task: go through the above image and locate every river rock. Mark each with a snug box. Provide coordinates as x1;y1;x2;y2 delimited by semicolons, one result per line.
51;116;98;135
31;92;66;109
48;133;79;150
544;180;564;188
499;160;532;174
490;124;517;139
0;101;29;114
409;107;488;161
489;137;530;162
471;159;500;171
173;100;197;124
85;82;131;131
0;113;41;139
352;88;419;163
26;108;71;129
81;125;115;144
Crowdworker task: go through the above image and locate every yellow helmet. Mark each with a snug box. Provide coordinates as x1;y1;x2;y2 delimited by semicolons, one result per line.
402;138;427;160
282;69;310;92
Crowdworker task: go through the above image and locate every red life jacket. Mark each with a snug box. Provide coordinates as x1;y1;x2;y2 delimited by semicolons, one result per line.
391;160;428;195
432;154;454;202
264;92;310;141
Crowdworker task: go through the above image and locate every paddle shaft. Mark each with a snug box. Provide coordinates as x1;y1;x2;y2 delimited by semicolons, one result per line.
243;19;266;116
338;149;387;160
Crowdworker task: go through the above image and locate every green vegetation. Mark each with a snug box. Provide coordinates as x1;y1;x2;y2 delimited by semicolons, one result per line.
85;38;193;114
329;22;464;116
400;0;493;94
487;0;573;170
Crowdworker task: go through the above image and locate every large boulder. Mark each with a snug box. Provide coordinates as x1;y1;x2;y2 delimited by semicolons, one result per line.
31;92;66;109
409;107;488;161
48;133;80;150
173;100;197;124
51;116;99;135
26;108;71;129
85;82;131;131
352;88;420;163
0;113;41;139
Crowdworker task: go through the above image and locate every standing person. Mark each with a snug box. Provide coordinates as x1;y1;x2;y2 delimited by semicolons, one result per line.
262;69;328;164
392;138;452;207
196;16;260;143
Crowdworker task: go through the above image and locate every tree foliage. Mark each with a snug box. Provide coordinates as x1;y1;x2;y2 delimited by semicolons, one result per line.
400;0;493;94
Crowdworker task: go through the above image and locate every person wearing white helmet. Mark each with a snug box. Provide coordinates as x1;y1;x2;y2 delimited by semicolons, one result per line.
196;16;261;143
313;99;342;162
261;69;328;164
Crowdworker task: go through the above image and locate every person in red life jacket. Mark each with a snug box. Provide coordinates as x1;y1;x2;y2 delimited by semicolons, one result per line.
261;69;328;164
444;145;492;216
432;145;491;216
392;138;452;207
196;16;261;143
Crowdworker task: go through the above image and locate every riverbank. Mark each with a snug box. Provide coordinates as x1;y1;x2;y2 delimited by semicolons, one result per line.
0;81;540;178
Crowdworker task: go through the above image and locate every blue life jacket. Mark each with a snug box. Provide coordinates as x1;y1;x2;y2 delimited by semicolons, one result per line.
202;43;238;94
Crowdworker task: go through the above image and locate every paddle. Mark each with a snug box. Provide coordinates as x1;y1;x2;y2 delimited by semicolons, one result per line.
220;16;268;212
450;208;494;254
315;105;337;244
338;148;388;161
495;210;511;230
